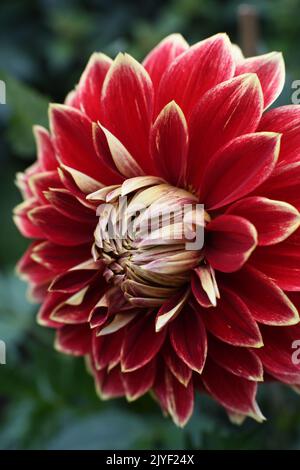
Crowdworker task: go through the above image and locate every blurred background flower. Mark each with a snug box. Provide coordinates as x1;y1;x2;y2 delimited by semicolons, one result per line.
1;0;300;450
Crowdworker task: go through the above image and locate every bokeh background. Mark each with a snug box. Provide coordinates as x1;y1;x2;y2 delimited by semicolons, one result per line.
0;0;300;450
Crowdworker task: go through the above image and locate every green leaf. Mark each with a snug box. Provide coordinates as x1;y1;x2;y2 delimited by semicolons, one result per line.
46;410;149;450
1;71;49;158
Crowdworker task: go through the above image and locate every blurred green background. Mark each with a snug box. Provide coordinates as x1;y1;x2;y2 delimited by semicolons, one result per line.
0;0;300;450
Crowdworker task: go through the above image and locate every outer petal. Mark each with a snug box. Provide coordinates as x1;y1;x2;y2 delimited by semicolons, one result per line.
31;241;91;272
165;368;194;427
255;162;300;211
101;53;155;175
250;228;300;291
202;359;265;421
55;324;91;356
187;74;263;190
200;287;263;348
222;265;299;326
121;313;166;372
258;105;300;165
49;104;113;184
28;205;93;246
150;101;188;185
33;125;57;171
227;196;300;246
235;52;285;109
163;343;192;387
257;324;300;377
205;215;258;273
143;34;188;92
157;33;235;118
77;52;112;121
122;360;156;401
169;305;207;374
92;329;124;371
209;336;263;381
200;132;281;210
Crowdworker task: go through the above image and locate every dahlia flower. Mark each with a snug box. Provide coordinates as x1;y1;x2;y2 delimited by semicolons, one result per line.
14;33;300;427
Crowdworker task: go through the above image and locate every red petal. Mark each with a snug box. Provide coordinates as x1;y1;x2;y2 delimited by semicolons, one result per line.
49;104;113;184
257;324;300;376
92;328;124;370
202;359;264;421
77;52;112;121
250;228;300;291
227;196;300;246
28;171;62;204
236;52;285;109
101;53;155;175
150;101;188;185
169;305;207;373
222;265;299;326
122;359;156;401
163;342;192;386
44;188;96;223
28;205;93;246
49;262;100;293
165;368;194;427
17;242;56;283
157;33;234;118
258;105;300;166
209;336;263;381
255;162;300;211
95;366;125;399
201;132;280;210
200;287;263;347
121;313;166;372
143;34;188;92
31;241;91;271
205;215;257;273
37;291;67;328
33;126;57;171
13;199;45;239
55;324;91;356
187;74;263;191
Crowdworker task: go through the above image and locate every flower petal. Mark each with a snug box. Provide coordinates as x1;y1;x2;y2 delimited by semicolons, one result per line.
169;305;207;373
28;205;93;246
227;196;300;246
157;33;234;118
258;105;300;165
209;336;264;381
121;313;166;372
55;324;91;356
187;74;263;191
202;359;265;421
205;215;257;273
222;265;299;326
122;360;156;401
200;132;281;210
200;287;263;348
250;228;300;291
49;104;114;184
150;101;188;185
33;125;57;171
235;52;285;109
77;52;112;121
101;53;155;175
165;368;194;427
163;342;192;387
143;34;188;92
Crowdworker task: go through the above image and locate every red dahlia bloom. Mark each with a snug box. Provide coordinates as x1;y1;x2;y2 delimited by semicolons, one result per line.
14;33;300;426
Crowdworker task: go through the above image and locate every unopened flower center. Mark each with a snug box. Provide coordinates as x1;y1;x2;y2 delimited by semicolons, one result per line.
89;178;208;306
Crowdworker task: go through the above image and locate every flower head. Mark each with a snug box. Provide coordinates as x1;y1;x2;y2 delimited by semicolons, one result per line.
14;33;300;426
